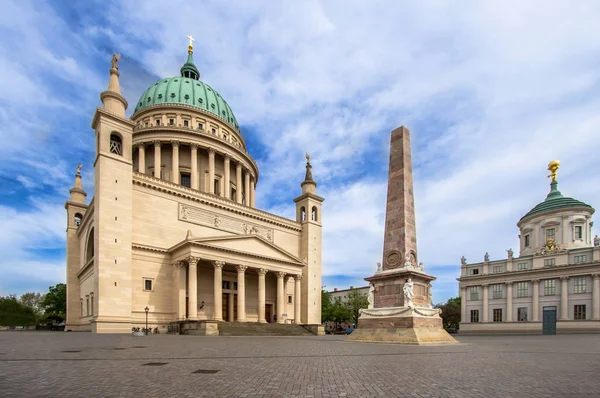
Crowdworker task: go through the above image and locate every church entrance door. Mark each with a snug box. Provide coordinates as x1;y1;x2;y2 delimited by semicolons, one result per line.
265;304;272;323
222;293;238;321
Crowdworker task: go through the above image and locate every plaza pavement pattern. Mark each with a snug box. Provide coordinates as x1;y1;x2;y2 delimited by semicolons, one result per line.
1;332;599;397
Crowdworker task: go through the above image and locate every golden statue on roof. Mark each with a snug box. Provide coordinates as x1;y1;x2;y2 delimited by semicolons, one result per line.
547;160;560;182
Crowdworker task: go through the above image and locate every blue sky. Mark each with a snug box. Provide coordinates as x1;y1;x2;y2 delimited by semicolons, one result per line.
2;1;600;304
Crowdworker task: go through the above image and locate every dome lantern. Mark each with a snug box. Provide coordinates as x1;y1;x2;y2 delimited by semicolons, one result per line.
180;34;200;80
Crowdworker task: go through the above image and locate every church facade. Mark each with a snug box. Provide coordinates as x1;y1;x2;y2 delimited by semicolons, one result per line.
458;162;600;334
64;42;323;333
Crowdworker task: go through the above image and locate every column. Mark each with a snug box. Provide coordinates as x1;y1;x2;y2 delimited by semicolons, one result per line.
178;263;186;320
506;282;513;322
191;144;198;190
257;269;268;323
228;293;234;322
560;276;569;320
213;261;224;321
235;163;243;204
208;148;215;194
224;155;231;199
250;175;256;208
294;275;302;324
244;170;251;206
276;272;285;324
171;141;180;184
138;144;145;174
482;284;489;322
236;265;247;322
153;141;161;178
187;256;198;320
592;274;600;320
460;287;467;323
532;279;540;322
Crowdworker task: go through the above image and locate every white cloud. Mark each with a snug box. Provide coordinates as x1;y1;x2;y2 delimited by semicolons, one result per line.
3;0;600;301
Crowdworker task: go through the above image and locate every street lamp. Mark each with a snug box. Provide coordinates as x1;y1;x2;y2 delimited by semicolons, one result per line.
144;306;149;335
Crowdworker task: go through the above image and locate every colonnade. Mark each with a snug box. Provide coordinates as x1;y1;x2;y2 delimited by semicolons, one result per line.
460;273;600;322
136;141;256;207
173;257;302;324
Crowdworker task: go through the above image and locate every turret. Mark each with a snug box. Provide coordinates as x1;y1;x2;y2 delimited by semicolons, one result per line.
294;153;324;324
99;53;128;118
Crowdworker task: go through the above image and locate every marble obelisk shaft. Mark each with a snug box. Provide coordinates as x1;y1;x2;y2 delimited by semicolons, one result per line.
382;126;417;270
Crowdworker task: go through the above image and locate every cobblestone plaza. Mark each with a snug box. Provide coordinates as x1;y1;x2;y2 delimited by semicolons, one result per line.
1;333;600;397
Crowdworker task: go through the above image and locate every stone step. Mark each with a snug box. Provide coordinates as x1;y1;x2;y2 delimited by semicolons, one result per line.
218;322;315;336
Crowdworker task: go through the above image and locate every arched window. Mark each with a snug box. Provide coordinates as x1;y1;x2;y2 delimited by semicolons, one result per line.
300;207;306;222
110;133;122;155
85;228;95;262
311;206;318;222
74;213;83;227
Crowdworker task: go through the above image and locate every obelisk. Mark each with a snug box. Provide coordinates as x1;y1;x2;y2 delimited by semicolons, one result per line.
348;126;457;345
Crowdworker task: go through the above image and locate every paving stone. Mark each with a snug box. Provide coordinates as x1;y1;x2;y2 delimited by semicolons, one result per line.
0;332;599;397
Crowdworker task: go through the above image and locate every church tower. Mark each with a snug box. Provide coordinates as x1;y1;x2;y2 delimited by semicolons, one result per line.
64;166;87;331
294;154;324;324
90;54;136;333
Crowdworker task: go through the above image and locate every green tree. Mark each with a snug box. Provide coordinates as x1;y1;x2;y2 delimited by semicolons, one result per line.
20;292;45;319
41;283;67;318
435;296;461;329
321;288;333;322
0;295;37;326
344;288;369;326
324;297;352;330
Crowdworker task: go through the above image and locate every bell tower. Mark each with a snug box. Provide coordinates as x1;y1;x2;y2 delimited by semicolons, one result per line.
90;53;136;333
294;153;324;325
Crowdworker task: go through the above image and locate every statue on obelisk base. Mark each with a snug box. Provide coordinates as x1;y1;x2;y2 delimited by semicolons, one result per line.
347;126;457;345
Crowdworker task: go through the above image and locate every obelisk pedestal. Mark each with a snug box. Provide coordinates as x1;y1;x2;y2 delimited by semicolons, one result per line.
348;126;457;345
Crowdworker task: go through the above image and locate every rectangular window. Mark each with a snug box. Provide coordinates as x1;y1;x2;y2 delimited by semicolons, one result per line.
214;179;221;195
469;286;480;301
90;295;94;316
86;298;89;316
198;123;204;130
517;282;528;298
517;262;528;270
80;301;83;317
492;265;503;274
470;310;480;323
212;128;216;134
518;307;528;322
544;258;556;266
169;118;174;125
233;282;238;290
574;304;586;320
525;234;530;247
144;279;152;291
288;295;292;304
574;276;586;294
180;173;191;188
183;120;189;127
575;226;583;239
470;268;479;276
222;281;230;290
574;255;587;264
546;228;556;241
155;119;161;126
493;308;502;322
544;279;556;296
492;284;503;299
230;187;236;200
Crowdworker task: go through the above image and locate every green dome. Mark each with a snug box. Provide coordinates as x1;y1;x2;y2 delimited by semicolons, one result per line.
520;181;594;221
133;52;239;131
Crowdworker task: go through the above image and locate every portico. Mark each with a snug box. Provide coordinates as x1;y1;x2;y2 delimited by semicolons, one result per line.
169;234;304;324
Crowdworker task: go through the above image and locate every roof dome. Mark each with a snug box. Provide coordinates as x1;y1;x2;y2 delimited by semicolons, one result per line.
520;181;594;221
133;51;240;132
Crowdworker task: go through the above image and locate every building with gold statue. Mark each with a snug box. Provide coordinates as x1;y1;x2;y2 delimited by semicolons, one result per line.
64;38;323;334
458;161;600;334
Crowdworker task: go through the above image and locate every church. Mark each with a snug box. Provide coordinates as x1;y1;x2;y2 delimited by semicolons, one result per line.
458;161;600;334
64;39;323;334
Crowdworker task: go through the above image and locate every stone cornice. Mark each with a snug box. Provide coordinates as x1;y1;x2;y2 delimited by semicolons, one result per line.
293;192;325;203
91;107;136;129
77;258;94;278
182;240;304;267
132;172;301;231
131;243;169;254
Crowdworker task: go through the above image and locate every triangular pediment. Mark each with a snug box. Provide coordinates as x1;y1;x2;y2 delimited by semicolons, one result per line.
176;234;303;265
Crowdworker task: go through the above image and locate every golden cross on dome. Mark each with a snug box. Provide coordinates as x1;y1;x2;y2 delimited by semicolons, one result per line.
187;34;195;53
